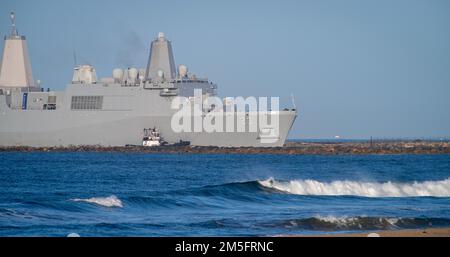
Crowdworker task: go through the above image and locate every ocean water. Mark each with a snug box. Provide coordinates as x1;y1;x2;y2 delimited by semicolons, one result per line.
0;152;449;236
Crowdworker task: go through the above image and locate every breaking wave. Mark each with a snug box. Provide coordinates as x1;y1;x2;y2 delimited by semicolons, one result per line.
258;178;450;197
267;216;450;231
71;195;123;208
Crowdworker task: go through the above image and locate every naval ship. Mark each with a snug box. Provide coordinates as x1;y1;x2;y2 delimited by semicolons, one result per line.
0;13;297;147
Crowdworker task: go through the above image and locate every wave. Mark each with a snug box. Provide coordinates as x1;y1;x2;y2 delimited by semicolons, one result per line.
71;195;123;208
258;178;450;197
67;177;450;209
266;216;450;231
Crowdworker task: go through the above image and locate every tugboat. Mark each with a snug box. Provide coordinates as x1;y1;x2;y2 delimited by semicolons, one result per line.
140;128;190;147
142;128;164;147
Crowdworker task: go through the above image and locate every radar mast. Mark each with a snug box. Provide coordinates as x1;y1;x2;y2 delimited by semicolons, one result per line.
10;12;18;37
0;11;36;89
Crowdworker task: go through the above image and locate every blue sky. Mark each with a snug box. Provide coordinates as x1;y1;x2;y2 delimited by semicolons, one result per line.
1;0;449;139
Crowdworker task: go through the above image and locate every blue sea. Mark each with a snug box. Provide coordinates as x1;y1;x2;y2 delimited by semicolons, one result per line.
0;152;449;236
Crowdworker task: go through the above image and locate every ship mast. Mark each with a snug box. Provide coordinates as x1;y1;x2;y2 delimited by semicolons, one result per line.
0;11;36;89
10;12;18;37
145;32;177;81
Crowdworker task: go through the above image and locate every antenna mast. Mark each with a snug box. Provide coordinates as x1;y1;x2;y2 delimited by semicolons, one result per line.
73;51;78;67
290;93;297;110
10;11;18;37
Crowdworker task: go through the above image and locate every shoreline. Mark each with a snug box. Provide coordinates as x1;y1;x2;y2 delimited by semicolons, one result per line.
290;227;450;237
0;140;449;154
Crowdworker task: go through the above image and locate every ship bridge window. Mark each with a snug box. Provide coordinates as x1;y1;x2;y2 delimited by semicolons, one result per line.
71;96;103;110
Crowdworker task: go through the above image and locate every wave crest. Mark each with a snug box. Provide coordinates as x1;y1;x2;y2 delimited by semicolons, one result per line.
269;216;450;230
258;178;450;197
72;195;123;208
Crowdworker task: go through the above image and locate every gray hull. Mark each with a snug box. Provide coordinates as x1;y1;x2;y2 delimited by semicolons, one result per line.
0;84;296;147
0;113;296;147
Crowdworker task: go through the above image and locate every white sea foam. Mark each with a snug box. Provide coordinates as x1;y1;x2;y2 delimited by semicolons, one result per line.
258;177;450;197
314;215;360;225
313;215;398;226
72;195;123;208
